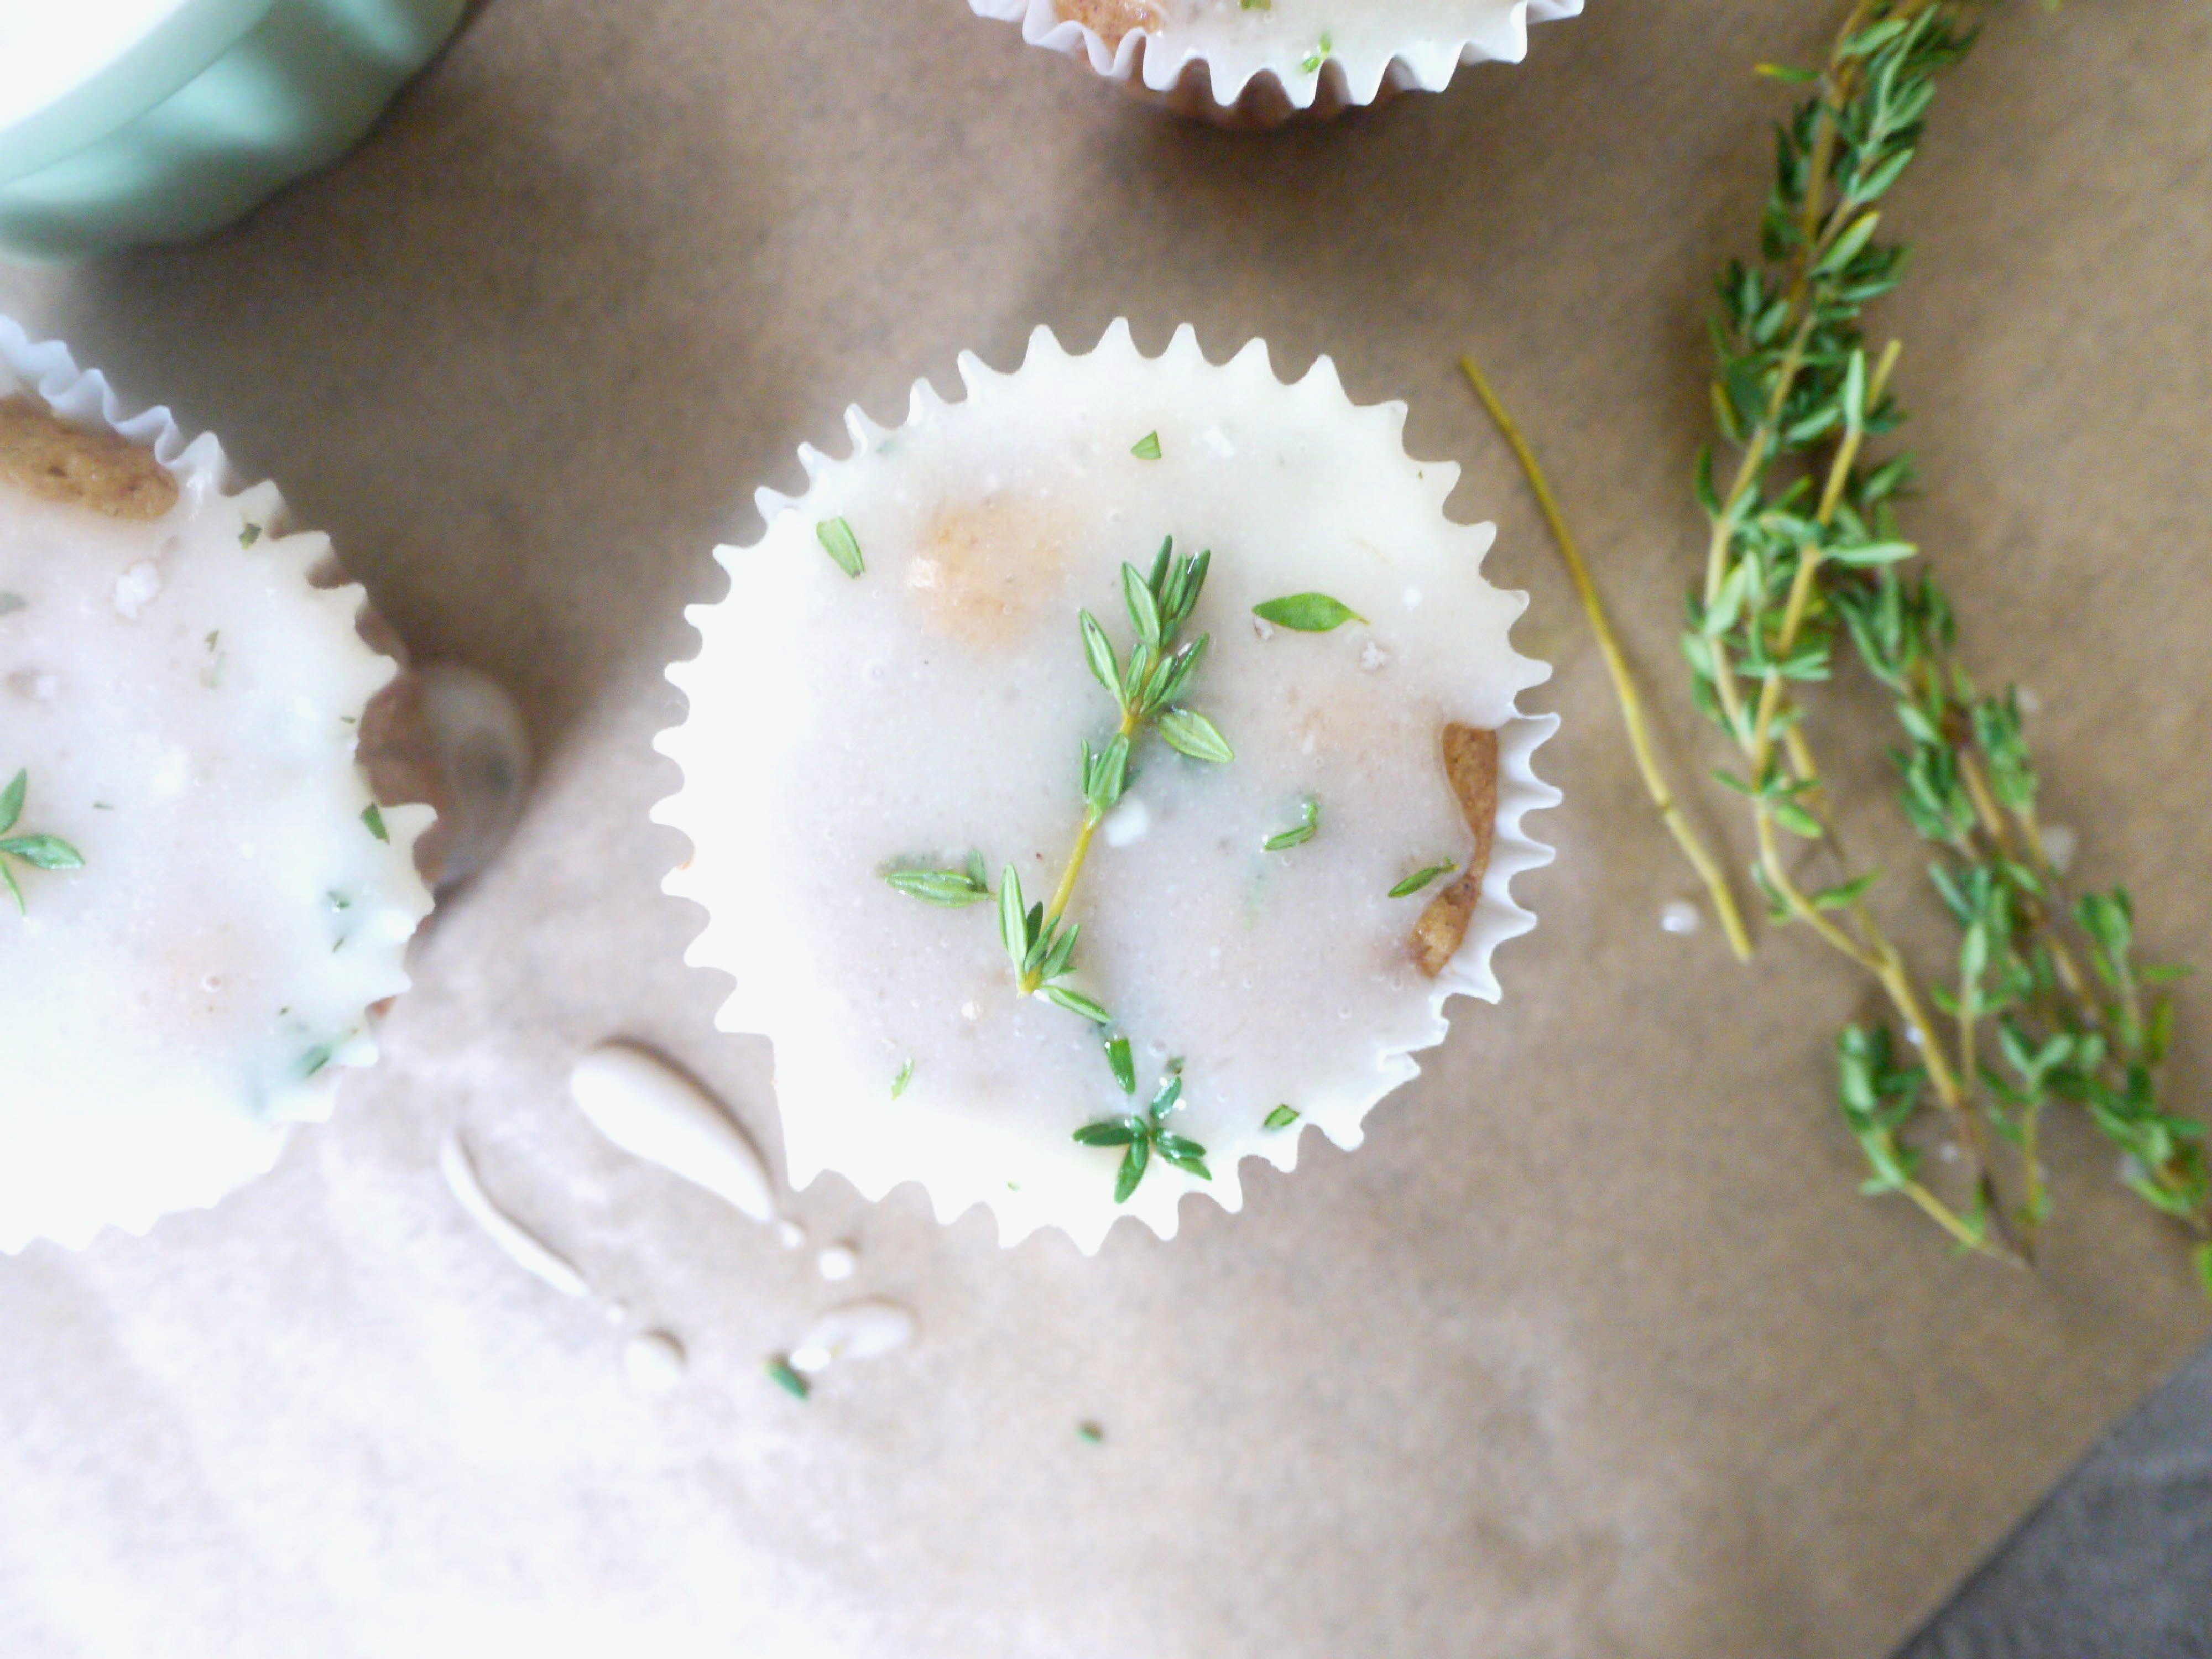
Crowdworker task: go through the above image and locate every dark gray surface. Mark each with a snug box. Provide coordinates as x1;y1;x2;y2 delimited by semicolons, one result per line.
1902;1340;2212;1658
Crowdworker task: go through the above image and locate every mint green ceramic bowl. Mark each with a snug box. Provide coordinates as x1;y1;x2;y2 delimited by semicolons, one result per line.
0;0;464;262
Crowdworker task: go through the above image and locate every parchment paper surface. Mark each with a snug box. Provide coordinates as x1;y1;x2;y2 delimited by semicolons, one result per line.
3;3;2208;1655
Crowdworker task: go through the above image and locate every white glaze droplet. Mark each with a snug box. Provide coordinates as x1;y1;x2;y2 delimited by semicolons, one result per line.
816;1241;858;1282
1358;640;1389;672
787;1298;917;1375
438;1130;588;1298
2041;823;2078;875
1201;424;1236;459
2016;686;2043;717
570;1043;775;1223
1660;899;1702;937
623;1329;688;1393
1101;796;1150;847
775;1218;807;1249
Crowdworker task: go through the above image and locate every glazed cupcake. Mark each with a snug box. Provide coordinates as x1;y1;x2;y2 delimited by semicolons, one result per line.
0;318;518;1251
658;321;1557;1253
968;0;1585;127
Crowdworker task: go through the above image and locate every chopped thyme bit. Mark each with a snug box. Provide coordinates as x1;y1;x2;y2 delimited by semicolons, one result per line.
815;516;864;578
238;523;262;547
1076;1421;1106;1443
1;769;86;914
1254;592;1365;632
765;1357;812;1400
1300;32;1332;74
361;802;389;842
1264;1105;1300;1130
1262;796;1320;852
1130;431;1162;460
0;592;24;615
1388;860;1458;899
891;1058;915;1099
297;1042;335;1078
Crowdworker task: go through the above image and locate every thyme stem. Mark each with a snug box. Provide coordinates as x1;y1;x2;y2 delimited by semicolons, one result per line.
1460;356;1754;963
1024;698;1143;994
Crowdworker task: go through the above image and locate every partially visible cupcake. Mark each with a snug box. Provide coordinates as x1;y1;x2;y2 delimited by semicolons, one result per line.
968;0;1584;127
658;321;1557;1253
0;317;520;1251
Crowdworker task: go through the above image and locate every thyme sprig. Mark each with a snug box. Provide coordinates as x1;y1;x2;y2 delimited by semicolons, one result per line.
1074;1046;1212;1204
1686;0;2204;1272
1;769;85;913
1018;540;1230;1004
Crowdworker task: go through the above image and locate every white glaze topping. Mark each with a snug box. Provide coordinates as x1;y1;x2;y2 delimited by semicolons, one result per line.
568;1042;776;1223
0;339;432;1252
622;1329;689;1393
438;1131;589;1299
787;1300;919;1375
659;322;1556;1251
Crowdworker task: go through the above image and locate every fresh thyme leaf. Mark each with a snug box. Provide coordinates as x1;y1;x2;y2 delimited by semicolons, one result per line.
998;864;1029;968
816;517;864;578
1073;1118;1142;1147
1388;861;1457;899
1131;431;1162;460
1253;592;1365;632
885;864;993;906
1042;985;1112;1025
1156;707;1234;764
1105;1034;1136;1095
1298;32;1332;74
0;592;24;615
891;1058;915;1099
1114;1137;1150;1203
1155;1138;1211;1180
766;1357;811;1400
1077;1421;1106;1443
0;771;86;911
1079;611;1124;707
1039;920;1081;982
1149;1074;1183;1119
1264;1105;1300;1130
298;1043;335;1078
0;834;84;869
238;523;262;547
361;803;389;842
1122;562;1164;649
1262;796;1320;852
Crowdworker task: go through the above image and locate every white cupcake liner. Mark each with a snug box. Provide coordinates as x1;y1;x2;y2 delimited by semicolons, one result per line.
969;0;1584;125
0;315;437;1252
656;319;1559;1252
